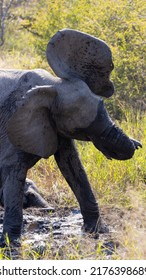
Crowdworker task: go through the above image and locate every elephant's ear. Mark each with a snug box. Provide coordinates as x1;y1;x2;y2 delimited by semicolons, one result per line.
7;86;58;159
47;29;114;96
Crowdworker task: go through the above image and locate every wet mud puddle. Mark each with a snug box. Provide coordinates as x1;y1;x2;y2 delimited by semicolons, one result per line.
0;206;115;258
23;208;83;244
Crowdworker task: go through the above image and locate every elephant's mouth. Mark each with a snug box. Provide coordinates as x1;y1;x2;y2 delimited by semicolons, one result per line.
100;81;115;98
95;80;115;98
91;125;142;160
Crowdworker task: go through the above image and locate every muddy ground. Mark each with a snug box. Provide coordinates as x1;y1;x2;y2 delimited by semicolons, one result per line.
0;206;122;258
0;205;145;259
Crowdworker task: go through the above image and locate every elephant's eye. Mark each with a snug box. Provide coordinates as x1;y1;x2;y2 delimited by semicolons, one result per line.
110;63;114;70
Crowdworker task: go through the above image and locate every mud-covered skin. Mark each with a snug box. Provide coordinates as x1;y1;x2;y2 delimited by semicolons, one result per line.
0;29;142;246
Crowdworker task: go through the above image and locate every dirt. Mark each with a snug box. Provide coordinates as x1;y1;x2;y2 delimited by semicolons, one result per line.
0;205;145;259
0;205;119;258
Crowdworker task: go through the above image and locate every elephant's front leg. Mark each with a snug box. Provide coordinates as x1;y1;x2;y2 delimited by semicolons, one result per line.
54;137;101;234
1;166;26;245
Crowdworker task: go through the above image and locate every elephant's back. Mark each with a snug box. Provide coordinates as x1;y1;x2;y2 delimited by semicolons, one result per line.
0;69;58;105
0;70;26;104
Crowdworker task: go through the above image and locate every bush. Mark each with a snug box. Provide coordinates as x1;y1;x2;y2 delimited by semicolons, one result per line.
26;0;145;105
2;0;146;113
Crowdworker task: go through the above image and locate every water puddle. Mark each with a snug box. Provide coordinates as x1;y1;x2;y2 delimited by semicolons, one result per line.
23;208;83;246
0;206;117;258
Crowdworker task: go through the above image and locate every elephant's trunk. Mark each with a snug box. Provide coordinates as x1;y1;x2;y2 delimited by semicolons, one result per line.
92;124;141;160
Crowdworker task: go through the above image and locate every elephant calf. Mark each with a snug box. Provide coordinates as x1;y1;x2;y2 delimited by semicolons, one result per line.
0;29;141;245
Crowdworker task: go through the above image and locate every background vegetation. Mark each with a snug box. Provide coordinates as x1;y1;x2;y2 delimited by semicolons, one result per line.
1;0;145;112
0;0;145;259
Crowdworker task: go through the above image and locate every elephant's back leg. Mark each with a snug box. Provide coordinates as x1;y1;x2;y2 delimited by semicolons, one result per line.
0;151;39;244
1;162;27;243
0;168;3;206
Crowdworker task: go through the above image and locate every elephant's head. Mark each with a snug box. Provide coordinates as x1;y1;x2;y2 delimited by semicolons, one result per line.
52;79;141;161
7;29;141;160
7;80;141;161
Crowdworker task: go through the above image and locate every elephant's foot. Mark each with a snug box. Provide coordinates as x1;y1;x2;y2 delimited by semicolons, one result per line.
0;234;21;248
0;236;21;260
98;219;109;234
82;216;109;238
0;237;8;248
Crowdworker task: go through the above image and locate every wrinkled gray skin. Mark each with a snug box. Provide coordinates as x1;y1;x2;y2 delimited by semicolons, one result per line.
0;29;141;245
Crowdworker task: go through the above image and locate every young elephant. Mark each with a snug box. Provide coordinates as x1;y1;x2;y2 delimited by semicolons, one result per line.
0;29;141;245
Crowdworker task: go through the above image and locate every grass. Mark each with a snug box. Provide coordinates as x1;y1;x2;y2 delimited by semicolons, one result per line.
0;53;146;260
